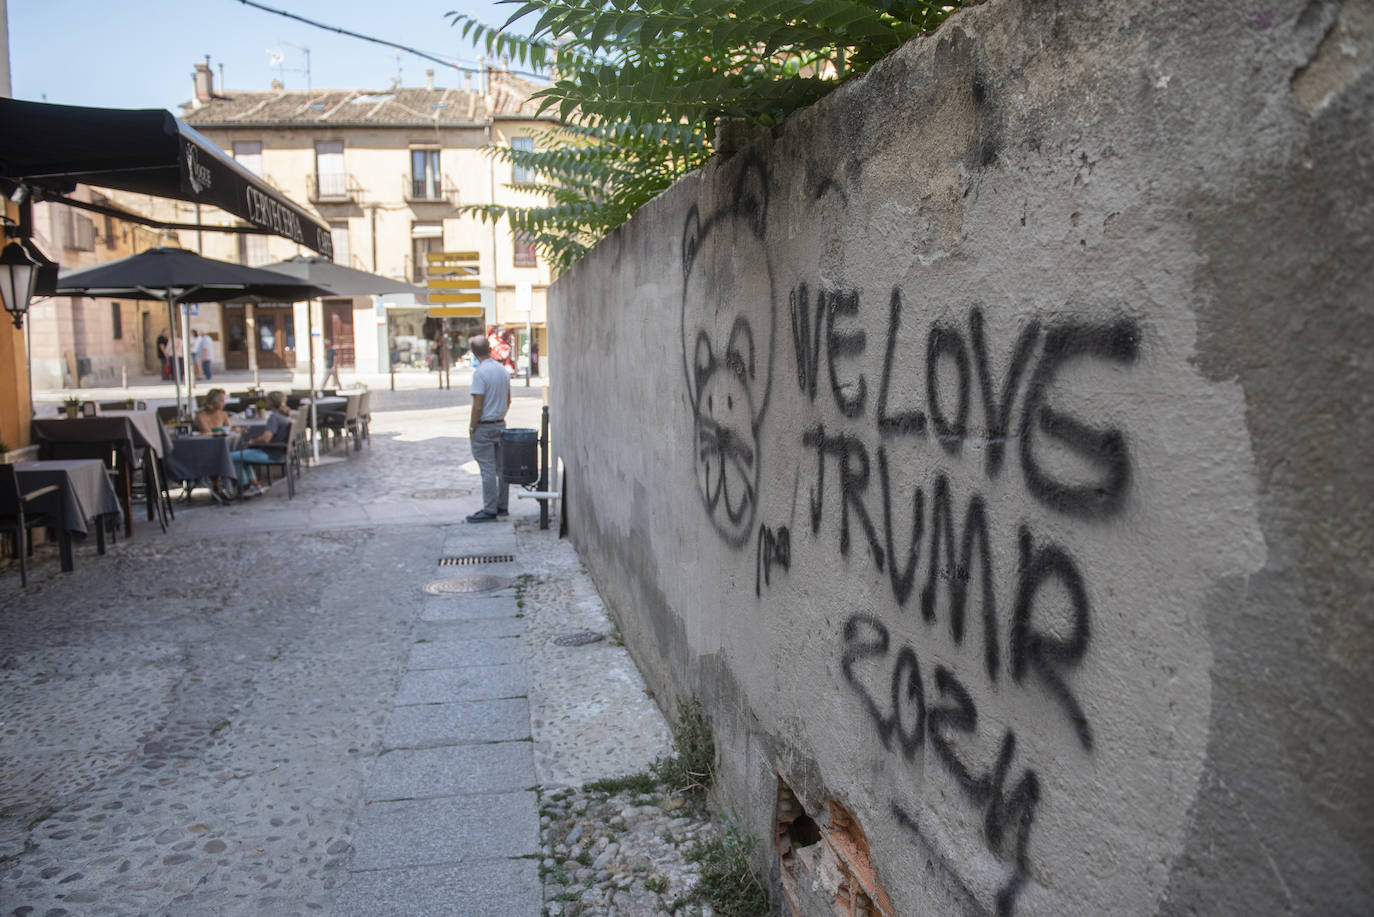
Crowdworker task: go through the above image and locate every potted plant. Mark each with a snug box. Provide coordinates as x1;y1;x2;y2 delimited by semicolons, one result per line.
62;396;81;419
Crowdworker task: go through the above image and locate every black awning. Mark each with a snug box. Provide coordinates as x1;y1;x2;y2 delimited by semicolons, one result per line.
0;97;333;258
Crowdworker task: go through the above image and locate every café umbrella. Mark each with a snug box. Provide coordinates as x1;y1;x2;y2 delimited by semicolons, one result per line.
243;256;426;460
55;247;328;417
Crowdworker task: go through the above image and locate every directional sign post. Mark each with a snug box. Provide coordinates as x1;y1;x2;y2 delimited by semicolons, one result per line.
426;252;484;388
426;251;483;315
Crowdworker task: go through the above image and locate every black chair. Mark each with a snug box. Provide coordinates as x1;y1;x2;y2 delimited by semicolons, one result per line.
156;405;179;425
319;393;362;453
1;465;63;587
356;390;371;446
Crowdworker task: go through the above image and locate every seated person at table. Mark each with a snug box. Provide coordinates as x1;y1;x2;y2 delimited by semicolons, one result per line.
234;391;294;496
253;391;293;445
195;388;277;498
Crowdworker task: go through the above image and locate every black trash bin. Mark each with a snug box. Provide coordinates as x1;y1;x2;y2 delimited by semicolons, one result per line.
501;428;539;485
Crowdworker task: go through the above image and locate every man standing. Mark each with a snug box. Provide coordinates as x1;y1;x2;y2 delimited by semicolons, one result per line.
189;330;203;381
156;328;170;379
197;331;214;381
466;334;510;523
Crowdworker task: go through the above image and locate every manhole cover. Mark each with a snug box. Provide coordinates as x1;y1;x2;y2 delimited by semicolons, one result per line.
411;488;472;500
424;575;514;595
554;631;604;647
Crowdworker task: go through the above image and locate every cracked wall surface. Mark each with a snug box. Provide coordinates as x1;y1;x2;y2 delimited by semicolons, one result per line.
548;0;1373;914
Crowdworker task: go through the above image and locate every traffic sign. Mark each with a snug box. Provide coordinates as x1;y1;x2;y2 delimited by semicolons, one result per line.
429;292;482;303
426;251;480;278
428;306;484;317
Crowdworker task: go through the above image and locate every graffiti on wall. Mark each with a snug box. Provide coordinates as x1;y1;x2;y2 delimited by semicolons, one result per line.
681;161;1142;916
680;156;778;549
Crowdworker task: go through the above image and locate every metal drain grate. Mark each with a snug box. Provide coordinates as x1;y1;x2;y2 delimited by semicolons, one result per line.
439;554;516;566
423;575;515;595
554;631;604;647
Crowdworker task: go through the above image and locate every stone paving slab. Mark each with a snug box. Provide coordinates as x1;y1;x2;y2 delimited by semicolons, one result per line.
441;530;518;555
413;617;524;641
364;742;535;801
392;664;529;705
363;502;430;524
407;636;524;668
308;504;374;527
348;790;539;870
419;593;519;622
382;697;531;748
335;857;541;917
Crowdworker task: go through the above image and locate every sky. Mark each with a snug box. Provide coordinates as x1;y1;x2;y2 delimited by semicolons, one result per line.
8;0;536;111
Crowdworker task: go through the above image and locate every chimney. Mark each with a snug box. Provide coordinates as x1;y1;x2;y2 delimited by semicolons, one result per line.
270;79;284;91
193;56;214;103
464;72;472;91
426;68;435;91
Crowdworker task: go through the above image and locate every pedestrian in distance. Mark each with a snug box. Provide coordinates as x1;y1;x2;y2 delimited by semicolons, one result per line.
196;330;214;380
172;333;186;381
156;328;170;379
322;338;343;389
465;334;510;523
189;330;204;381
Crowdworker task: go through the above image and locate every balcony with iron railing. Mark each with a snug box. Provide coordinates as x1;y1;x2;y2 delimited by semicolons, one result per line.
308;172;359;203
404;172;459;205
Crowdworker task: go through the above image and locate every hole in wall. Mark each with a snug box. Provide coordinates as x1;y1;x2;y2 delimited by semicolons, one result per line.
774;775;896;917
789;811;822;849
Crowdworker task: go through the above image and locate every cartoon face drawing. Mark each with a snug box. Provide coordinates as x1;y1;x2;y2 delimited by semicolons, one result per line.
680;157;776;548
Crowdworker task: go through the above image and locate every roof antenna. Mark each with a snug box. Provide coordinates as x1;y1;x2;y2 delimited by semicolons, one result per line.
281;41;311;90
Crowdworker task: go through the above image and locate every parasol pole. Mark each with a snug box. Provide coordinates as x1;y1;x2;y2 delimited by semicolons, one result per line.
182;303;194;417
309;296;319;462
165;292;182;418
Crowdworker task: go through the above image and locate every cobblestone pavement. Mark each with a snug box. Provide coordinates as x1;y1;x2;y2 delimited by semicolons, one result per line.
1;385;711;916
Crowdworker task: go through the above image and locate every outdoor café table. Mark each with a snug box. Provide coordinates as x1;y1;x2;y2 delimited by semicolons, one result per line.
99;409;175;529
99;409;174;458
31;416;162;537
166;433;239;501
14;459;123;572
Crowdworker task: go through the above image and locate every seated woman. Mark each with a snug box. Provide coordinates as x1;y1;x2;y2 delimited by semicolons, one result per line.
193;388;243;500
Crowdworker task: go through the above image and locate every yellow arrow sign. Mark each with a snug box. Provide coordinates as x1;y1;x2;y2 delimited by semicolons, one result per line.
429;292;483;303
428;306;484;317
427;251;480;263
427;278;481;289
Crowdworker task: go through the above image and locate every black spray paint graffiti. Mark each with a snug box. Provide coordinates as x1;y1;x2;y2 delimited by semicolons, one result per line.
792;288;1138;913
681;160;1139;913
843;615;1042;916
755;524;791;596
680;156;777;548
793;290;1138;517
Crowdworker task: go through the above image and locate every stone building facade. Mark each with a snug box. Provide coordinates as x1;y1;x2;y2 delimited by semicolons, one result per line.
181;61;557;377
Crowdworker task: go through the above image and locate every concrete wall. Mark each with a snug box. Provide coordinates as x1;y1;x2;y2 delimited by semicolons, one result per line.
548;0;1373;914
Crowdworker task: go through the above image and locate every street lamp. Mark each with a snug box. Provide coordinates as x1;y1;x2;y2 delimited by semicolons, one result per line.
0;239;38;329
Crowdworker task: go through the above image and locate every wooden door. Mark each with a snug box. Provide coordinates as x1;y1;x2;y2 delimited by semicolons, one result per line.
324;300;355;366
254;307;297;369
